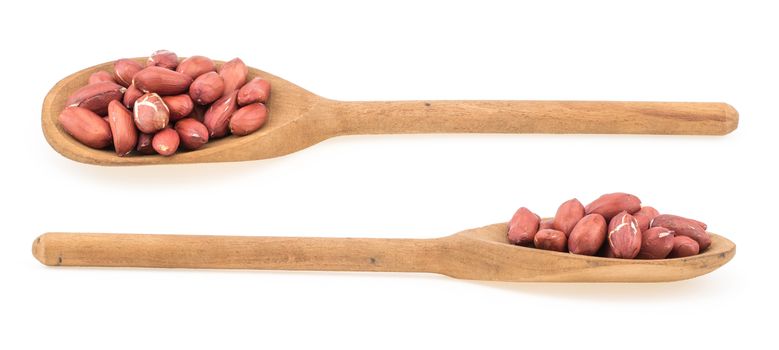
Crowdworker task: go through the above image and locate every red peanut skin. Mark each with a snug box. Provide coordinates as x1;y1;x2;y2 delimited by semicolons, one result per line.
162;94;194;122
219;58;248;96
189;72;225;105
176;56;216;79
152;128;180;156
553;198;584;237
203;91;239;138
568;214;607;256
637;227;675;259
585;193;641;220
114;58;143;87
133;93;169;134
107;100;138;156
133;66;193;96
534;229;567;252
175;118;209;150
123;83;143;109
147;50;178;70
237;77;271;106
89;71;115;84
650;214;711;250
633;206;660;231
668;235;700;258
65;81;125;116
58;107;112;149
507;207;540;246
229;103;268;136
136;133;155;155
608;211;642;259
539;218;555;230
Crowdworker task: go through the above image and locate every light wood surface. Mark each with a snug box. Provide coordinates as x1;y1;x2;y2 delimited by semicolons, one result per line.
42;58;739;166
32;223;735;282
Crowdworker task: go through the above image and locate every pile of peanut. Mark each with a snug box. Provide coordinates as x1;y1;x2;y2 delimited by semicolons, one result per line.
508;193;710;259
58;50;271;156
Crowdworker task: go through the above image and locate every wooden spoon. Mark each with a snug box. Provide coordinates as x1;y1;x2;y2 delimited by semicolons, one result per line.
32;223;735;282
42;58;739;166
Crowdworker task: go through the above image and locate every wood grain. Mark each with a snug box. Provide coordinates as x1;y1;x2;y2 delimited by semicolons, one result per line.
42;58;739;165
33;224;736;282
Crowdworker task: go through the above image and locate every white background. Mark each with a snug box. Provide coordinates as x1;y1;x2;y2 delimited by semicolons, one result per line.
1;0;777;348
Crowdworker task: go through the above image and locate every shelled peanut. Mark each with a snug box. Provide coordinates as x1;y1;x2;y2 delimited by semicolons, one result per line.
58;50;271;156
507;193;711;259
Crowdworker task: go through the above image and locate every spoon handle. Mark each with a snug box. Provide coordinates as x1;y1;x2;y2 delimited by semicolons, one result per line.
333;100;737;135
32;233;444;273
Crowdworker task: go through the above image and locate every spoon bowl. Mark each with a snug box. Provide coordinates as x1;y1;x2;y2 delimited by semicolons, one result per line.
33;223;735;282
43;58;329;165
43;58;739;166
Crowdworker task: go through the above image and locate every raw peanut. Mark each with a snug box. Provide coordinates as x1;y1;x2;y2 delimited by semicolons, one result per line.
133;66;193;96
65;81;126;115
633;206;660;231
507;207;540;246
58;107;112;149
237;77;271;105
229;103;268;136
162;94;194;122
668;236;700;258
152;128;180;156
585;192;641;220
113;58;144;87
123;83;143;109
637;227;675;259
539;218;555;230
175;118;209;150
553;198;584;236
650;214;711;250
203;91;238;138
136;133;155;154
176;55;215;78
133;93;169;133
568;214;607;256
189;72;225;105
107;100;138;156
89;71;115;84
534;229;567;252
607;211;641;259
219;58;248;95
147;50;178;69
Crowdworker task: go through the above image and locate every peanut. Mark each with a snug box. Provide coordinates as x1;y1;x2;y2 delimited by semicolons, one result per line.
668;236;700;258
607;211;641;259
152;128;180;156
568;214;607;256
534;229;567;252
229;103;268;136
507;207;540;246
584;193;641;220
58;107;112;149
637;227;675;259
553;198;584;236
107;100;138;156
